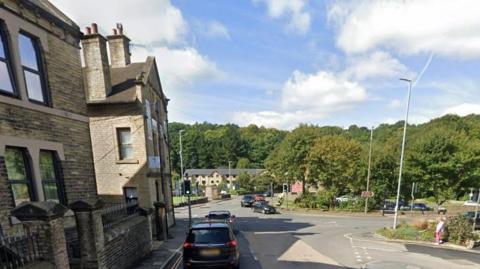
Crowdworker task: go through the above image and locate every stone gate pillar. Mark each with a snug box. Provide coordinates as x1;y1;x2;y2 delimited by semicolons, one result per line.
70;200;105;269
11;201;70;269
154;201;167;241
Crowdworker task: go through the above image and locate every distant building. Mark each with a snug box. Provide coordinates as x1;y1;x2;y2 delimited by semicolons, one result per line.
83;23;174;225
185;168;264;188
0;0;97;236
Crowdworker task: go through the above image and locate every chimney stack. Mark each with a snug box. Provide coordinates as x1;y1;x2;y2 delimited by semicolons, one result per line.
81;23;112;101
107;23;131;68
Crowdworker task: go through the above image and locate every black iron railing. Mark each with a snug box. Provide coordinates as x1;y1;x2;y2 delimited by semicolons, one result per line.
0;232;39;269
100;201;139;230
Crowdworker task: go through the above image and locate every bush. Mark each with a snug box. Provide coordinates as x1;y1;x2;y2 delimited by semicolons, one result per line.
447;215;474;245
294;192;318;208
411;219;429;230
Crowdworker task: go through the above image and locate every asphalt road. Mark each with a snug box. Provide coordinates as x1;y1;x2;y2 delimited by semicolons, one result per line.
173;197;480;269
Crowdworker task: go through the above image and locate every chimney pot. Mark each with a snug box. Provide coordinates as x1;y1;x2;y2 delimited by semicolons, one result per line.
85;27;92;35
113;28;118;35
91;23;98;34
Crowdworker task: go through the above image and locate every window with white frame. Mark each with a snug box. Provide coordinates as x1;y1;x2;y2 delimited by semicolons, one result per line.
117;128;133;160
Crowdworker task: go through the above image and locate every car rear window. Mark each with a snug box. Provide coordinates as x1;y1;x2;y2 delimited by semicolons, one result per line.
188;228;231;244
208;213;230;219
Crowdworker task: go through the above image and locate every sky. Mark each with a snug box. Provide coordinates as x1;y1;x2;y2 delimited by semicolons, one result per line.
50;0;480;129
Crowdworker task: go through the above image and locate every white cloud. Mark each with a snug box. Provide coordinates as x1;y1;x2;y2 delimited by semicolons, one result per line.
343;51;411;80
254;0;311;33
232;70;368;129
132;46;223;91
444;103;480;117
388;99;403;109
328;0;480;58
50;0;187;46
282;70;367;110
201;21;230;40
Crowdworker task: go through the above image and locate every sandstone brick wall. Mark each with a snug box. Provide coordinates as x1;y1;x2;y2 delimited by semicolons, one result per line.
100;215;151;269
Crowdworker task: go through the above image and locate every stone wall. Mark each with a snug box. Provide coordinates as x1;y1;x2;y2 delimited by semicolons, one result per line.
99;215;152;269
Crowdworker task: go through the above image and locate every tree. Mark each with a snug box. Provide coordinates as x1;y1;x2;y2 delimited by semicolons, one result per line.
307;135;364;196
406;128;480;205
237;172;252;191
265;125;322;193
236;158;250;168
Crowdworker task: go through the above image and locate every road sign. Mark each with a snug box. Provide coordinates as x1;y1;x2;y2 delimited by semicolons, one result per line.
361;191;374;198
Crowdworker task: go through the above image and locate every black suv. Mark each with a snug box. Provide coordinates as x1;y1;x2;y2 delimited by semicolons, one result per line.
240;195;255;207
183;222;240;269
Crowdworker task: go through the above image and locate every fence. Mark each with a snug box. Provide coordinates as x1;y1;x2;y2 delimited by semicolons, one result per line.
100;201;139;230
0;232;39;269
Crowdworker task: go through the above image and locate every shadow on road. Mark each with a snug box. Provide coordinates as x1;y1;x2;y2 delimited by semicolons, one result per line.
405;244;480;264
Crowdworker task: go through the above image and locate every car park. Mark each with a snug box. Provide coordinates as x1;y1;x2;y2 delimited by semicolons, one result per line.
183;222;240;269
252;201;276;214
240;195;255;207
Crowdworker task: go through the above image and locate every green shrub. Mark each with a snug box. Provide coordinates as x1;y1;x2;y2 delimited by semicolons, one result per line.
447;215;474;245
294;192;318;208
393;225;418;240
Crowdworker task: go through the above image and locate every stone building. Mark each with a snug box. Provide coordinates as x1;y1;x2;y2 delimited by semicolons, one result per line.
83;23;174;226
185;168;264;188
0;0;97;237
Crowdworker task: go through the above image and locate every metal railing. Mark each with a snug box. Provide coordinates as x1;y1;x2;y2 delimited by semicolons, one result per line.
100;201;139;230
0;232;39;269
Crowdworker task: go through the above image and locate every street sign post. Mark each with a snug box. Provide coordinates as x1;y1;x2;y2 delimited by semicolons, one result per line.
361;191;374;198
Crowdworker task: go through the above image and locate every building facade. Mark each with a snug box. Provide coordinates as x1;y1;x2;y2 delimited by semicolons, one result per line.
84;24;174;225
185;168;264;188
0;0;97;236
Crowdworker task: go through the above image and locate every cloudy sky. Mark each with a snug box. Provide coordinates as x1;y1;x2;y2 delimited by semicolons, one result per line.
51;0;480;129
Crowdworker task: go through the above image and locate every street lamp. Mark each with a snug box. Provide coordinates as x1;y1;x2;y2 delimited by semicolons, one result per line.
393;78;413;229
364;126;374;215
179;130;185;198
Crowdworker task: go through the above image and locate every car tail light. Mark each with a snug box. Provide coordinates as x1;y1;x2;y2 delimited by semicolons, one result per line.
227;240;237;248
183;242;194;249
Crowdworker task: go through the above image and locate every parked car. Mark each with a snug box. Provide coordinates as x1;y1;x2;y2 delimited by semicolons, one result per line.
463;200;480;207
263;191;273;197
464;211;480;230
254;194;265;201
183;222;240;269
252;201;276;214
411;203;430;211
241;195;255;207
205;211;237;232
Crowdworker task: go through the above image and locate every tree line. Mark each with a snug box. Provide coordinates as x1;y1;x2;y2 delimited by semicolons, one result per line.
169;114;480;205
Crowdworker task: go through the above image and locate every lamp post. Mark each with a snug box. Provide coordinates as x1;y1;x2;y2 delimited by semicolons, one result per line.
393;78;413;229
179;130;185;200
364;127;374;215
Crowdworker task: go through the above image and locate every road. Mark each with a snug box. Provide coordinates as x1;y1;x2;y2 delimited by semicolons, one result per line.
173;196;480;269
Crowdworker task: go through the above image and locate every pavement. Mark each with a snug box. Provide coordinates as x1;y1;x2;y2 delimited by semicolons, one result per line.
133;197;480;269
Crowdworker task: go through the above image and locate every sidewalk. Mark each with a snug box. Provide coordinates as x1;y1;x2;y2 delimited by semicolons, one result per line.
132;219;187;269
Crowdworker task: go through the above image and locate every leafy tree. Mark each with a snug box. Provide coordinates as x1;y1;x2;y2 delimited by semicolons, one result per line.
236;158;250;168
237;172;252;191
307;135;364;196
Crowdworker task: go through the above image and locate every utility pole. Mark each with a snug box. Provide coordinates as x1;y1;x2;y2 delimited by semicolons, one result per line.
179;130;185;200
473;188;480;232
410;182;415;212
393;78;413;230
364;127;374;215
228;161;232;191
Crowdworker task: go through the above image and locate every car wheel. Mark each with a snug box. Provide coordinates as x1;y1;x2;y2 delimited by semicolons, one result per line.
263;209;267;214
241;203;244;207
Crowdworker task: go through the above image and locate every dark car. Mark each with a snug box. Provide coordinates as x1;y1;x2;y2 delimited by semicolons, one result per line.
241;195;255;207
411;203;430;211
183;222;240;269
464;212;480;230
252;201;276;214
205;211;237;233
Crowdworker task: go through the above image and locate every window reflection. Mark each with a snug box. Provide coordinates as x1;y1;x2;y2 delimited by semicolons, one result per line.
0;27;14;94
18;33;46;103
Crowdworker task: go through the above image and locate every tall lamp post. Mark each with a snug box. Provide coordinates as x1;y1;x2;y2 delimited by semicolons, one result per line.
393;78;413;229
364;127;374;215
179;130;185;198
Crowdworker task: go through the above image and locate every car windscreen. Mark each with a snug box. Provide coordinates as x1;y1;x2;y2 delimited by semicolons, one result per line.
188;228;231;244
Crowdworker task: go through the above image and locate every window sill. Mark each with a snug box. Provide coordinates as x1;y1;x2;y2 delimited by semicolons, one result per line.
116;159;139;164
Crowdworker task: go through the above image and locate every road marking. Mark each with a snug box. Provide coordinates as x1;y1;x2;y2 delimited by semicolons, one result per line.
278;239;340;265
